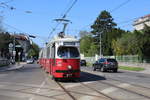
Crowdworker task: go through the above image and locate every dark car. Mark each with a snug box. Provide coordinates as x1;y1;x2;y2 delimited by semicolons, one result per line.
92;58;118;72
80;60;87;66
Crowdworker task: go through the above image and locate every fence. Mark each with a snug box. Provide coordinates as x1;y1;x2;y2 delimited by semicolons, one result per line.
84;55;150;64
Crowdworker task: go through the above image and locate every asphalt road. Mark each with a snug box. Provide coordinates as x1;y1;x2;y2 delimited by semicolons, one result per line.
0;64;150;100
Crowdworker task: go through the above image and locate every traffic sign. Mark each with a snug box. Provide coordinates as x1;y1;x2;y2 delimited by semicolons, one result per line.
9;43;13;48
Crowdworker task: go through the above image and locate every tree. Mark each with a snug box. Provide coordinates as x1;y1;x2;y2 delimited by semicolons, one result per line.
87;43;99;56
91;10;117;56
112;32;140;55
0;32;14;58
79;30;91;38
80;35;94;56
140;25;150;62
28;43;40;59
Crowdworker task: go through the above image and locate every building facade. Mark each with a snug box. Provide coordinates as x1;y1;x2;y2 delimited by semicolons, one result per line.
13;34;31;61
133;14;150;30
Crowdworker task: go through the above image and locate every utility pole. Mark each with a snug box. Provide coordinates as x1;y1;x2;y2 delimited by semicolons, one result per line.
13;32;16;63
99;31;103;58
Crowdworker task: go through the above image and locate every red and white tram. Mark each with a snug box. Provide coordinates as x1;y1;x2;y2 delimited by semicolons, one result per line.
39;35;80;80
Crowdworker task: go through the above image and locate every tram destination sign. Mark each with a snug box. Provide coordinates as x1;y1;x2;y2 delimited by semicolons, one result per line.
63;42;75;46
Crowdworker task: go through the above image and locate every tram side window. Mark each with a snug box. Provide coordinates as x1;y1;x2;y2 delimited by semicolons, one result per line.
47;47;50;58
51;44;55;59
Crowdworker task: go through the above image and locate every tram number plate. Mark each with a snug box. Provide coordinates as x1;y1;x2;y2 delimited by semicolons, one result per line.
67;74;72;77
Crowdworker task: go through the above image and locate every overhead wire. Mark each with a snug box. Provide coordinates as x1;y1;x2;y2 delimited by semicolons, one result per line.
110;0;132;13
79;0;133;31
1;0;14;4
47;0;78;40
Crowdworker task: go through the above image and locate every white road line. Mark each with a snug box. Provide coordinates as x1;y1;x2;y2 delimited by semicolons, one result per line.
118;83;131;88
63;81;95;89
79;96;95;100
29;78;48;100
83;81;95;84
101;87;118;94
65;83;81;89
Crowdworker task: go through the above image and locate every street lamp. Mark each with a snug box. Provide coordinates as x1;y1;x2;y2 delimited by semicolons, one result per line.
13;32;16;63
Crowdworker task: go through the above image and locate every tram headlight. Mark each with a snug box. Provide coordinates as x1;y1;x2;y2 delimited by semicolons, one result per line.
68;65;72;70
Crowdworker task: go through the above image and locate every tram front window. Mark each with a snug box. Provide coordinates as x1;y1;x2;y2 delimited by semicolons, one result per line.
57;47;79;58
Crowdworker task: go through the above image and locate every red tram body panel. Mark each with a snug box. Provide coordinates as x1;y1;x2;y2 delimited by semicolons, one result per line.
39;35;80;80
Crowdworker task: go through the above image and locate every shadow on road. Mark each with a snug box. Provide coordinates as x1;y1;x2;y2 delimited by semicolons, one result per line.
60;71;106;83
79;71;106;82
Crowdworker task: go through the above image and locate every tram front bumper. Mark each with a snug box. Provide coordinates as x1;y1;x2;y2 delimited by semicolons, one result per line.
54;69;80;78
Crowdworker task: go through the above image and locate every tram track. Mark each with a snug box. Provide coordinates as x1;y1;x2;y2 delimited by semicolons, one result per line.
83;69;150;89
76;81;117;100
105;77;150;90
41;68;150;100
82;70;150;99
98;80;150;99
53;80;116;100
56;81;77;100
45;72;114;100
0;87;59;100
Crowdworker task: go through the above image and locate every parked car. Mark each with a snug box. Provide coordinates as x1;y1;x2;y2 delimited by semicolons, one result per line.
80;60;87;66
26;59;34;64
92;58;118;72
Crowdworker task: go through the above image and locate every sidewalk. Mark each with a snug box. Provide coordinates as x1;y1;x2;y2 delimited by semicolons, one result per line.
0;62;26;72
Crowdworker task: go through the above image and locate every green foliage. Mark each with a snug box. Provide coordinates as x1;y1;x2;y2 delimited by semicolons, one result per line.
79;31;91;38
112;32;140;55
80;35;94;56
112;25;150;62
91;10;117;56
91;10;116;34
28;43;40;59
87;43;99;56
140;25;150;61
80;10;150;61
0;32;13;58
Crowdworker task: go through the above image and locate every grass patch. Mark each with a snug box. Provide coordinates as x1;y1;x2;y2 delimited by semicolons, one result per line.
119;66;145;71
86;62;93;67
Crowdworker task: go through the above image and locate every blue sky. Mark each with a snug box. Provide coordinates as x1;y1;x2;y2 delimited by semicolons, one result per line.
1;0;150;47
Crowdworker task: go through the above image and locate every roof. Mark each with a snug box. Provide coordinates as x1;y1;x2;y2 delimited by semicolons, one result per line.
141;14;150;19
13;34;29;41
134;14;150;22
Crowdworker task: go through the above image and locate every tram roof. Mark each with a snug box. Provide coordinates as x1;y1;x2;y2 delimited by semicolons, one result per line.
49;35;79;43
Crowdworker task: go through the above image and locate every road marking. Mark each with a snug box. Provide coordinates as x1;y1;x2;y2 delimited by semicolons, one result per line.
101;87;118;94
79;96;95;100
65;83;81;89
64;81;94;89
83;81;95;84
118;83;131;88
29;78;48;100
